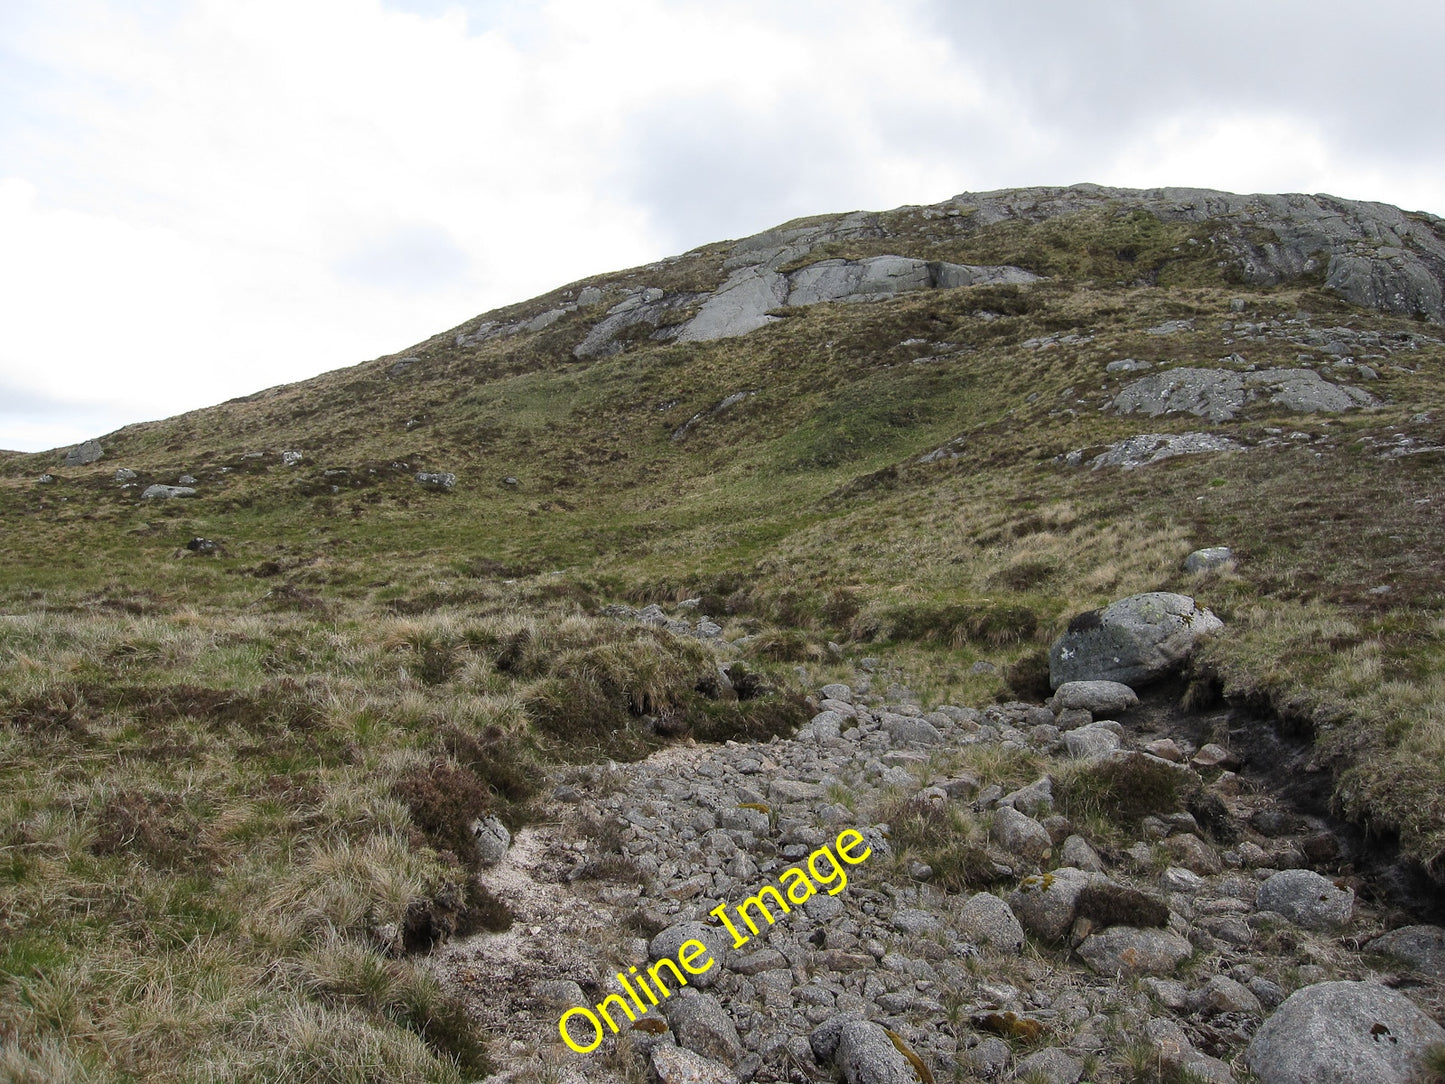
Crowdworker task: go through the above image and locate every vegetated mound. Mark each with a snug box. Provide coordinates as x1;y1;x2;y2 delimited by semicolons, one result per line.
1;183;1443;1079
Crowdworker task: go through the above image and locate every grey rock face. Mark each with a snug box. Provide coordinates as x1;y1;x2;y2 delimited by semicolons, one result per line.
140;484;197;499
65;439;103;466
1256;869;1354;930
472;815;510;866
1049;592;1223;688
958;892;1025;953
1050;680;1139;715
1078;926;1194;976
1245;981;1445;1084
943;184;1445;323
1369;925;1445;977
1185;546;1234;573
664;992;743;1067
675;255;1037;345
1086;432;1244;470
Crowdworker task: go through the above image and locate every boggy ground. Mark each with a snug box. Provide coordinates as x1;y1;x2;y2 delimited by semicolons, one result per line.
438;667;1445;1084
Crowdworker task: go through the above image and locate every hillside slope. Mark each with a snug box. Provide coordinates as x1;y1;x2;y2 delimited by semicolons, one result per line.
1;184;1443;1081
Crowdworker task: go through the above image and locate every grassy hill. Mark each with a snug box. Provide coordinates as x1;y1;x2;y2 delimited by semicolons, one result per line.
1;185;1442;1080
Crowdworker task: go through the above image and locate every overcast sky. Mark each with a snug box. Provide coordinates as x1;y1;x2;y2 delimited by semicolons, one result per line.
3;0;1442;453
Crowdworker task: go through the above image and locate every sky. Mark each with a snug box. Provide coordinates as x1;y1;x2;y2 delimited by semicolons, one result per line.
3;0;1443;453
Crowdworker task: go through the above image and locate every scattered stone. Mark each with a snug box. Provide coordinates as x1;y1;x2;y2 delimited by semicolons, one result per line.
1064;724;1121;760
1060;835;1105;872
415;471;456;490
114;468;137;482
186;538;220;555
282;450;304;466
1256;869;1354;930
1013;1047;1084;1084
650;923;732;988
881;713;942;745
177;474;197;485
1245;981;1445;1084
829;1019;917;1084
1191;743;1242;770
1050;680;1139;715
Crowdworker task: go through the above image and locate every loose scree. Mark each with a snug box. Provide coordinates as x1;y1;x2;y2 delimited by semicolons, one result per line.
557;826;873;1053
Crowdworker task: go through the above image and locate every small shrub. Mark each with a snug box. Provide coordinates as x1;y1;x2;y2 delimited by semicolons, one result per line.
1004;648;1052;700
393;760;489;865
681;693;810;743
1074;882;1169;929
1055;756;1192;830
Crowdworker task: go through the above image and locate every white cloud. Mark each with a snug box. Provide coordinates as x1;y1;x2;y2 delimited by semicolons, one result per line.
1;0;1442;452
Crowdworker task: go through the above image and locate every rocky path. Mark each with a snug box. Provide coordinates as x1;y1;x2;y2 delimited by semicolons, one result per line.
436;674;1445;1084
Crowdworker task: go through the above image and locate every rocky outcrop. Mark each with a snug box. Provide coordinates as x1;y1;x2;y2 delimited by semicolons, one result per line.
1111;366;1377;421
64;439;103;466
943;184;1445;322
1049;592;1223;688
671;256;1038;346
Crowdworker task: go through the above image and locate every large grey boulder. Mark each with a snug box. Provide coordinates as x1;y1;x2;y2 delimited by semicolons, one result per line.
65;439;103;466
676;253;1039;344
1256;869;1354;930
1245;981;1445;1084
1049;592;1223;688
942;185;1445;323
